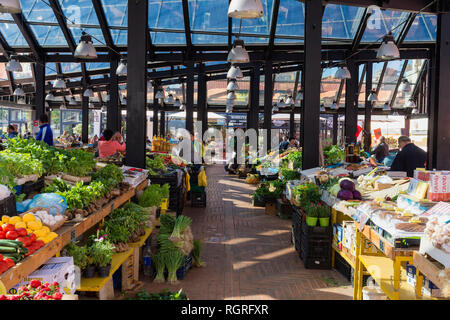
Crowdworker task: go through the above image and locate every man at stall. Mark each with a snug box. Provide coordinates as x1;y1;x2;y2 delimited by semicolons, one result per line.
389;136;427;177
372;136;390;163
98;129;126;158
6;125;18;139
36;114;54;146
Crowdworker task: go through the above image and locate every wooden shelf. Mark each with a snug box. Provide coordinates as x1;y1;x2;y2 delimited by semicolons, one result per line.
128;225;156;248
413;251;449;296
359;254;434;300
0;186;139;292
78;249;134;292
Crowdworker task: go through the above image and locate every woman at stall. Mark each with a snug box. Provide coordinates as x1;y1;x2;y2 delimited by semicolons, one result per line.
98;129;126;158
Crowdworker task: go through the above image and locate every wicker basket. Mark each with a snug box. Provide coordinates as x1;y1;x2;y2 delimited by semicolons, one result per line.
21;207;67;232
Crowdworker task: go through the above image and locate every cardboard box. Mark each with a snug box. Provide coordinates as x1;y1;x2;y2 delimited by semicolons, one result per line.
10;257;76;295
333;223;343;251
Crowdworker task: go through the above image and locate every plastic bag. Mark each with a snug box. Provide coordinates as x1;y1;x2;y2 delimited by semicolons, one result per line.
26;193;68;216
198;169;207;187
0;184;11;201
16;199;33;213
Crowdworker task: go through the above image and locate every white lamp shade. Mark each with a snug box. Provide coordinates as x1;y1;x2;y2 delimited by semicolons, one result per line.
335;66;351;79
412;108;418;114
17;97;25;104
227;81;239;91
227;65;243;79
368;91;378;102
155;89;165;99
174;98;181;107
101;105;107;112
53;78;66;89
116;59;127;76
399;79;411;92
227;39;249;63
285;96;292;105
166;94;174;104
295;92;303;101
13;87;24;96
383;102;391;111
74;32;97;59
45;92;55;101
69;97;77;105
179;103;185;111
226;106;232;113
227;92;237;100
83;88;94;97
228;0;264;19
405;99;416;108
0;0;21;13
376;33;400;60
60;104;67;110
5;57;22;72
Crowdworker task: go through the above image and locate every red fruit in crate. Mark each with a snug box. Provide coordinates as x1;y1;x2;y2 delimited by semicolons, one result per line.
28;233;36;242
30;279;41;288
0;231;6;239
0;294;7;300
18;286;28;293
52;292;63;300
6;231;18;240
8;295;19;300
35;240;45;248
3;258;15;268
2;224;15;232
16;228;27;237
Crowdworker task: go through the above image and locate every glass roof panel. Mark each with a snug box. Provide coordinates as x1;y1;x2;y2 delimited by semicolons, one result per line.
151;31;186;45
0;23;28;47
21;0;57;23
323;4;364;40
392;59;424;108
361;9;409;42
404;13;436;42
232;0;273;43
188;0;228;44
110;28;127;45
58;0;100;26
373;60;403;107
0;13;13;21
101;0;127;27
12;62;33;79
60;62;81;73
149;0;185;30
275;0;304;40
30;24;68;46
46;62;58;75
69;27;105;45
86;62;109;70
321;68;341;107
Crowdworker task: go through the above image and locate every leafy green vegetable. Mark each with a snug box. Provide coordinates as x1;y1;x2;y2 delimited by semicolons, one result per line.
152;253;165;283
92;164;124;188
0;151;44;178
164;250;184;284
323;144;345;166
64;149;96;177
279;168;300;181
286;151;302;169
193;239;204;267
138;183;170;208
169;215;192;245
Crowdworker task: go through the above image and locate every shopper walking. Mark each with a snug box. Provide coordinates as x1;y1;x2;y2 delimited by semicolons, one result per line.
36;114;54;146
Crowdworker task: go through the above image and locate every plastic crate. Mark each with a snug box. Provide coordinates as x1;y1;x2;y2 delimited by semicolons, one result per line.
300;239;331;259
190;185;205;193
191;192;206;207
176;252;193;280
302;255;332;269
301;222;332;240
0;194;17;217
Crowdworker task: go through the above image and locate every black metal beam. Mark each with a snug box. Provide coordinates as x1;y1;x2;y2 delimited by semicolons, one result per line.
11;13;43;61
357;63;367;99
325;0;440;13
290;69;300;137
390;59;408;108
429;12;450;170
267;0;281;60
0;31;11;58
125;0;148;168
81;81;89;143
92;0;116;51
160;110;166;137
375;62;388;96
344;59;359;144
302;0;322;169
332;113;338;145
185;62;195;135
49;0;76;53
412;60;428;101
197;64;208;137
181;0;192;57
34;63;46;121
364;62;373;152
351;8;370;52
153;84;159;136
249;63;261;132
264;60;273;153
107;59;120;132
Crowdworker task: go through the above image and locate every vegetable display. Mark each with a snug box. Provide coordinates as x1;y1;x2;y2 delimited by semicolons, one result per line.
0;151;44;179
323;144;345;166
192;239;204;267
165;250;184;284
0;280;63;300
138;183;170;208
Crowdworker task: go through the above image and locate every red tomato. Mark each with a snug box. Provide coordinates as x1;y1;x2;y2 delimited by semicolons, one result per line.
16;228;27;237
28;233;37;242
17;237;32;247
0;253;2;260
35;240;45;248
5;231;18;240
3;258;15;268
0;261;9;274
0;231;5;239
2;224;15;232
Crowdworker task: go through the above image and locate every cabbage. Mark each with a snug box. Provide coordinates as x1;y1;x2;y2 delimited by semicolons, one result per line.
353;190;362;200
340;179;355;192
337;189;354;200
330;184;341;197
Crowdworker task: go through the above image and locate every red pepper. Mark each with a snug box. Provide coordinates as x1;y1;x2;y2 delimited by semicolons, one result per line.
0;295;7;300
0;231;5;239
6;230;18;240
52;292;63;300
3;258;15;268
28;233;36;242
2;224;15;232
15;228;27;237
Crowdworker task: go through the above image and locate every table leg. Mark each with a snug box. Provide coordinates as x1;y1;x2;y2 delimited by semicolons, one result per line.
393;257;401;300
415;269;423;300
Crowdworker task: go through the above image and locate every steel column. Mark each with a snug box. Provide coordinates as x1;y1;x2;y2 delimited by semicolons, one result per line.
153;85;159;136
364;62;373;152
160;110;165;137
197;68;208;137
332;113;338;145
81;82;89;144
107;58;120;132
125;0;148;168
34;63;46;121
344;59;359;144
249;64;260;132
301;0;322;169
429;12;450;170
186;62;195;134
264;60;273;151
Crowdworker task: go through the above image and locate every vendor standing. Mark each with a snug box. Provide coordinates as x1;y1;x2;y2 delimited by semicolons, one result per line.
36;114;54;146
98;129;126;158
389;136;427;177
372;136;390;163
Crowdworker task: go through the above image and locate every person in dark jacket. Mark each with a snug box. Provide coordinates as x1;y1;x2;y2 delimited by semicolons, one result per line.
35;113;54;146
390;136;427;177
372;136;390;163
6;125;18;139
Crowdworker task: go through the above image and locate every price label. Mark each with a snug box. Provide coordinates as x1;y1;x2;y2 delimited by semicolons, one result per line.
359;213;370;232
70;229;77;242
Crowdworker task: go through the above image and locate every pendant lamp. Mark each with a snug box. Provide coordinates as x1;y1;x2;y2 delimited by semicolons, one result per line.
227;91;236;100
116;59;127;76
174;98;181;107
228;0;264;19
74;32;97;59
368;90;377;102
53;77;66;89
83;88;94;97
155;89;165;99
405;99;416;108
13;86;24;96
320;104;325;112
376;32;400;60
285;96;293;106
399;78;411;92
227;39;249;63
69;96;77;105
5;56;22;72
45;92;55;101
0;0;22;13
278;98;285;108
227;80;239;91
331;101;338;110
166;94;174;104
335;66;351;79
383;102;391;111
227;65;243;79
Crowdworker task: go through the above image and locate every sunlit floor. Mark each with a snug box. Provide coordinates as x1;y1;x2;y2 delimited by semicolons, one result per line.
139;165;353;300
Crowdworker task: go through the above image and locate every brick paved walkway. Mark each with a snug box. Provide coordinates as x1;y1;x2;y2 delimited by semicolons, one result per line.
142;165;353;300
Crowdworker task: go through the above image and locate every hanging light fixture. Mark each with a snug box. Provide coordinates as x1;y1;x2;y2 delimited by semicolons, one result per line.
74;32;97;59
227;39;249;63
412;107;419;114
227;91;237;100
155;89;165;99
295;91;303;101
376;32;400;60
53;77;66;89
101;105;107;113
116;59;127;76
405;99;416;109
227;65;243;79
227;0;264;19
226;106;232;113
45;92;55;101
17;97;25;104
121;96;127;105
179;103;186;111
0;0;22;13
88;102;94;109
227;80;239;91
83;88;94;97
174;98;181;107
166;94;174;104
13;86;24;96
335;66;351;79
5;55;22;72
368;90;378;102
285;96;293;106
60;104;67;110
226;99;235;108
331;101;338;110
399;78;411;92
383;102;391;111
105;94;110;102
69;96;77;105
45;101;49;108
392;111;399;116
320;104;325;112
